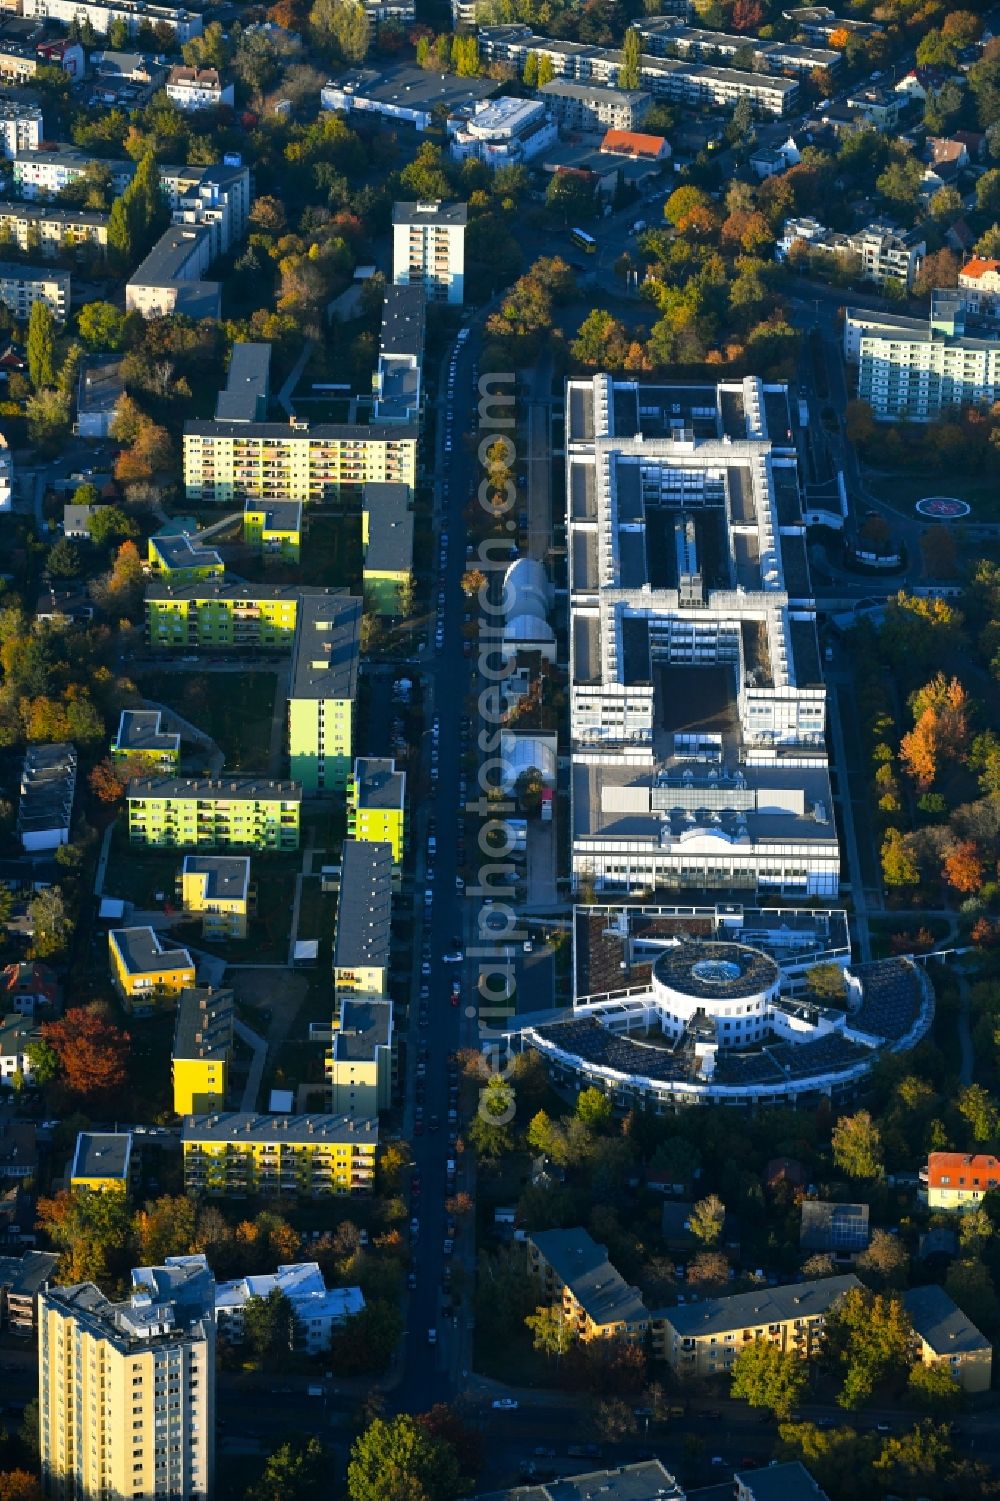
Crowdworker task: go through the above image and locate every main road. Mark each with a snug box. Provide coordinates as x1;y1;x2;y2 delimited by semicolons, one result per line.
390;314;491;1415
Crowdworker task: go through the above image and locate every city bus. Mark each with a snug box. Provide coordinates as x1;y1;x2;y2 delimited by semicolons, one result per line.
570;227;596;253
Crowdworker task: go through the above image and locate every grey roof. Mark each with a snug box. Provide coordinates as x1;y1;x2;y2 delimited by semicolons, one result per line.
330;63;496;114
0;260;68;287
379;284;425;358
476;1461;684;1501
540;78;650;106
0;1249;59;1298
62;503;101;534
180;1111;378;1145
216;342;271;423
734;1462;830;1501
128;221;214;285
109;926;194;977
363;482;413;575
182;853;250;904
144;579;306;604
904;1284;991;1357
529;1228;649;1327
290;589;362;703
183;418;417;442
351;756;405;812
128;775;302;802
113;709;180;757
149;531;223;571
244;499;302;530
78;356;123;414
659;1274;860;1335
799;1199;870;1252
333;840;393;973
18;742;76;835
71;1131;132;1182
333;997;393;1061
41;1278;212;1349
0;200;108;229
131;1253;216;1319
172;986;234;1063
392;199;468;227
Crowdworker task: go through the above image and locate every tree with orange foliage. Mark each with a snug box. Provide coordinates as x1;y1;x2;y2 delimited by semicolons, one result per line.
900;674;970;788
943;840;984;894
41;1006;129;1103
721;210;773;254
828;27;850;46
971;916;1000;946
731;0;763;30
89;755;159;804
0;1471;44;1501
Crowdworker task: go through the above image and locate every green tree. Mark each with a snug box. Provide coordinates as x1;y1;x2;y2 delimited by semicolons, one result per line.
907;1361;962;1412
77;302;127;352
619;27;641;92
242;1289;294;1364
881;828;920;888
730;1339;808;1420
831;1110;884;1180
247;1438;327;1501
347;1416;463;1501
977;168;1000;217
775;1422;879;1497
944;1257;999;1327
468;1076;515;1159
310;0;370;62
24;1038;59;1086
957;1082;999;1143
807;964;846;1001
28;886;73;960
26;301;55;390
525;1304;576;1361
688;1193;726;1246
824;1286;913;1408
873;1420;954;1493
329;1299;402;1373
134;1195;198;1267
875;156;925;216
87;506;137;548
576;1086;612;1129
546;170;596;223
522;51;538;86
46;537;83;579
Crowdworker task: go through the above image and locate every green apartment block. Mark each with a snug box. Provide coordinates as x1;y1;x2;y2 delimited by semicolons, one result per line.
145;581;304;650
288;591;361;795
127;776;302;851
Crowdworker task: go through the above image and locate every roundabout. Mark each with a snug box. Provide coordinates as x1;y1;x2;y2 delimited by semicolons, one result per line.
916;497;972;519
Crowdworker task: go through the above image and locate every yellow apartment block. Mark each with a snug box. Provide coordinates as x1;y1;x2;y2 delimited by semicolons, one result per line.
179;854;251;939
180;1113;378;1198
182;419;418;504
38;1276;214;1501
108;927;195;1015
346;757;406;863
69;1132;133;1194
172;987;234;1116
244;499;302;562
527;1228;650;1343
657;1274;861;1378
904;1284;993;1394
327;997;393;1118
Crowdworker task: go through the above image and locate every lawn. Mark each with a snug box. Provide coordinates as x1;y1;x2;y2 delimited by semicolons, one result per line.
103;834;183;908
303;511;363;592
139;671;277;773
865;471;1000;522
